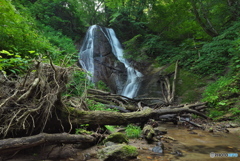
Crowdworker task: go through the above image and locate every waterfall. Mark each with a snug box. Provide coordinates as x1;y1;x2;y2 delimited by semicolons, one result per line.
102;28;143;98
79;25;143;98
79;25;97;82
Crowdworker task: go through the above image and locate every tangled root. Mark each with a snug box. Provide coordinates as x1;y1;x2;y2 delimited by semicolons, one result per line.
0;61;70;138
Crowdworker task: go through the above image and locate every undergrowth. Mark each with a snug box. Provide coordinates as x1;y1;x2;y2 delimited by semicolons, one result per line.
202;74;240;119
125;124;142;138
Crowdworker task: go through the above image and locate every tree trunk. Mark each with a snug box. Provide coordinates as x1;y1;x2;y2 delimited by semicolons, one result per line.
190;0;218;37
65;103;210;126
0;133;99;155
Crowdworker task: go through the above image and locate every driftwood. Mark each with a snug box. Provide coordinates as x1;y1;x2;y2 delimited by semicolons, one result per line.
0;133;100;155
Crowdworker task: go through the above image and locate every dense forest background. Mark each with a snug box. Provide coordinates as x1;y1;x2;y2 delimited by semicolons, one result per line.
0;0;240;120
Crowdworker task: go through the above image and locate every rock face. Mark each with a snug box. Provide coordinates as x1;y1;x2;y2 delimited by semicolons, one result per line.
79;25;127;94
79;25;168;99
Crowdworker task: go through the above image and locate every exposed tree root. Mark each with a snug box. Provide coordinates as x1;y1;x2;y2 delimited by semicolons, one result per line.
0;61;210;157
0;62;70;138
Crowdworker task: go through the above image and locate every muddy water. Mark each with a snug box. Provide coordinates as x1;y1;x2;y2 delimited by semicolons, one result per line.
131;123;240;161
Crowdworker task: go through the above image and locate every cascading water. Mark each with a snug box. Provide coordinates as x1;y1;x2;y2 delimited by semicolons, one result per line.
79;25;143;98
79;25;96;82
102;28;143;98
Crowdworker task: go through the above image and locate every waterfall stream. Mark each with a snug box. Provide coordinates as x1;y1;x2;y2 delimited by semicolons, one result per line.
79;25;96;82
79;25;143;98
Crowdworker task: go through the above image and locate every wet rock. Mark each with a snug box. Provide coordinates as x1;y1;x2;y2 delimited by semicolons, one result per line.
230;123;239;128
189;131;197;134
142;125;155;143
147;119;159;127
103;132;129;144
79;25;127;94
44;144;77;159
105;141;116;147
227;127;240;135
208;128;214;133
154;127;167;135
98;144;138;161
152;141;164;154
171;150;183;157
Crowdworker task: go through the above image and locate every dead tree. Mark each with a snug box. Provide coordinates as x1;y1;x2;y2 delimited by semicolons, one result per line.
160;60;179;104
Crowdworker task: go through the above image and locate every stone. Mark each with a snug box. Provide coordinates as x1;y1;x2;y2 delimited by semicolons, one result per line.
227;127;240;135
171;150;183;157
152;141;164;154
154;127;167;135
98;144;138;161
105;141;116;147
230;123;239;128
142;125;155;142
103;132;129;144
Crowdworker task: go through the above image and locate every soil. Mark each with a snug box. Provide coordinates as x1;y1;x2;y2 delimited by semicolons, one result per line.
2;120;240;161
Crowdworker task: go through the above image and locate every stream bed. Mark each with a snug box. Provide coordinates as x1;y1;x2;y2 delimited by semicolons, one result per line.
70;122;240;161
5;122;240;161
131;123;240;161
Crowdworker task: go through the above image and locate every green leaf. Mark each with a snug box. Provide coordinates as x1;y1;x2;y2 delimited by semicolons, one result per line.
15;55;21;58
28;51;35;54
0;50;13;56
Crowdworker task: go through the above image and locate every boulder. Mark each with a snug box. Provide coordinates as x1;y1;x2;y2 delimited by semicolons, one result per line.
98;144;138;161
103;132;129;144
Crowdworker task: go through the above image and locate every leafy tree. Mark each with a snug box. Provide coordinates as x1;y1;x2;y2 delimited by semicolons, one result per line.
0;0;55;73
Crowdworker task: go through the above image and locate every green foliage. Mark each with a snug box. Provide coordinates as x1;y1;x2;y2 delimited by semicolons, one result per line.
105;125;116;132
65;70;93;97
0;0;79;73
187;20;240;76
125;124;141;139
124;34;179;63
96;80;110;92
24;0;87;40
123;34;148;61
0;50;36;74
75;124;94;135
202;75;240;119
86;99;118;112
229;107;240;115
0;0;53;57
207;109;224;118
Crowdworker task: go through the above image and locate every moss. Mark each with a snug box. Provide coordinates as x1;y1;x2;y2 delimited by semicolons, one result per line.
103;132;129;144
98;144;138;160
67;106;91;115
121;145;138;157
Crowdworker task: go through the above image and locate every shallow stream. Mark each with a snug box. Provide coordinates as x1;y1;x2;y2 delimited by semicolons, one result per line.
72;123;240;161
130;123;240;161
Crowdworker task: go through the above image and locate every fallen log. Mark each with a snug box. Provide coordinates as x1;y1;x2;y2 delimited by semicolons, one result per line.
67;105;210;126
0;133;99;154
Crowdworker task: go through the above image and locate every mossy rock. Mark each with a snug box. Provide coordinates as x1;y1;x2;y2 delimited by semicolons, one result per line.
98;144;138;161
103;132;129;144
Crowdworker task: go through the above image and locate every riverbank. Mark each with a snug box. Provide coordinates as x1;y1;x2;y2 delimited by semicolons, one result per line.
3;120;240;161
